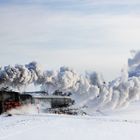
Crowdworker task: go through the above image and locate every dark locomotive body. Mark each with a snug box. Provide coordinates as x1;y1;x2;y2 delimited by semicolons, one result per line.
0;91;33;114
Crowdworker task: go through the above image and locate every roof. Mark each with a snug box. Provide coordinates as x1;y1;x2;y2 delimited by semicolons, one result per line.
33;95;71;99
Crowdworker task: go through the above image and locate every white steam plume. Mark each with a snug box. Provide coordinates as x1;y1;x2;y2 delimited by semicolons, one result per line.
0;51;140;112
128;50;140;77
0;61;43;90
41;51;140;111
41;67;140;111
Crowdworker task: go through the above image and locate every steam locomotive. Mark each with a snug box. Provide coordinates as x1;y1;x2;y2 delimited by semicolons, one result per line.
0;90;33;114
0;90;74;114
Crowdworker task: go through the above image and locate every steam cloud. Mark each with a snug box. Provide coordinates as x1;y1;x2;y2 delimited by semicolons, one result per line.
0;51;140;111
128;50;140;77
0;62;43;89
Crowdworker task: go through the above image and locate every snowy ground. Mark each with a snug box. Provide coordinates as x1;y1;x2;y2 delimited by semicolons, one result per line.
1;103;140;140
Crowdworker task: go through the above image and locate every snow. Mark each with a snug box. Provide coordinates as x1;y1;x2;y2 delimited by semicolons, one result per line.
1;102;140;140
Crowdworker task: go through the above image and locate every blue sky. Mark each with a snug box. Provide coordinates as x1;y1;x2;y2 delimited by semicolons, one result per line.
0;0;140;81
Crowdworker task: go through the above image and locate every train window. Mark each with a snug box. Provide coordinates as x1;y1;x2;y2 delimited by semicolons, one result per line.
59;98;64;103
20;94;32;104
14;93;19;101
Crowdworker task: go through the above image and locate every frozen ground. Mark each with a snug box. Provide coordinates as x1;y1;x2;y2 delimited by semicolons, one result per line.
1;102;140;140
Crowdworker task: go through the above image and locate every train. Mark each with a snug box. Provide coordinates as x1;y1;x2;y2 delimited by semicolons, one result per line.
0;90;74;114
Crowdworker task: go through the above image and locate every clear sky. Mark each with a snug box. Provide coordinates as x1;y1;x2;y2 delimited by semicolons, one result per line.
0;0;140;81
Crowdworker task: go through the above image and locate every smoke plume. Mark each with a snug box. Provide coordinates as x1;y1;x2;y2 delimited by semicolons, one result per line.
0;51;140;112
128;50;140;77
0;61;43;89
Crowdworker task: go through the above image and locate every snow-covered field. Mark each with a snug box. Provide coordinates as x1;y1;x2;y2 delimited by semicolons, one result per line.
1;102;140;140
